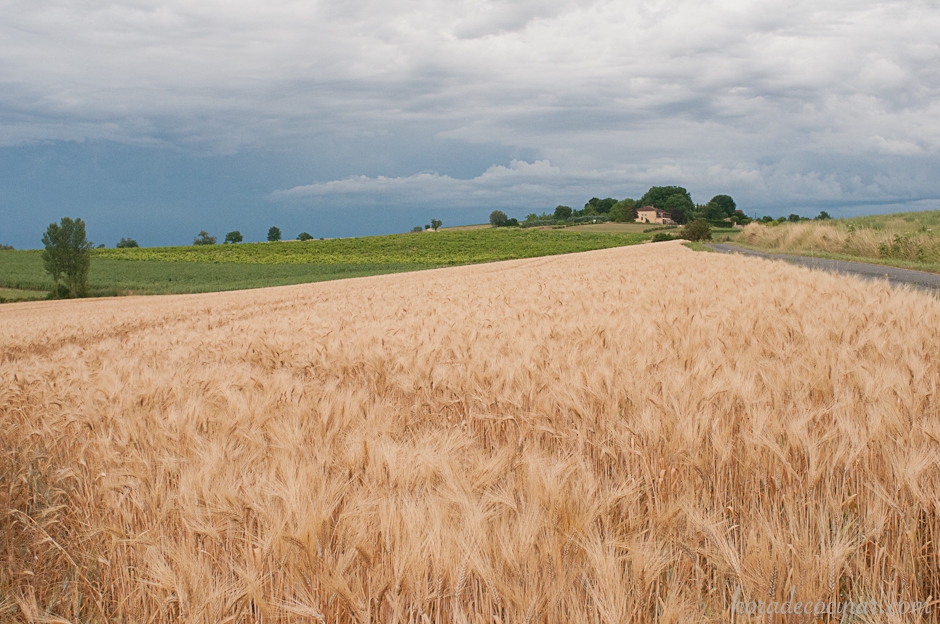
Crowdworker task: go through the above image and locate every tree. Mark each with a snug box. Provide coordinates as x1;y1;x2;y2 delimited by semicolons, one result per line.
116;237;138;248
707;195;736;217
506;218;518;226
609;199;636;222
42;217;93;298
682;219;712;242
583;197;617;214
224;231;243;244
267;226;282;242
554;205;572;221
639;186;693;210
411;226;424;233
815;211;832;220
788;214;801;223
663;193;694;224
194;230;217;245
430;218;442;231
489;210;509;227
298;232;313;241
702;202;728;221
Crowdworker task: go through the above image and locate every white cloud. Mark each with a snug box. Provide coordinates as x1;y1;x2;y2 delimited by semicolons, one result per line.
272;160;571;206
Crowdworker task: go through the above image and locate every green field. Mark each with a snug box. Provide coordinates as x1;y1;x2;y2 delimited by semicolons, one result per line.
0;228;649;297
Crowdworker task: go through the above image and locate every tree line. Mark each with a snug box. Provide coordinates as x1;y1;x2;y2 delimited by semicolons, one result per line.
489;186;746;227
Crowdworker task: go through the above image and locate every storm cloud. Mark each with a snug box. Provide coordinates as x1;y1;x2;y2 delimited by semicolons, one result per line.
2;0;938;245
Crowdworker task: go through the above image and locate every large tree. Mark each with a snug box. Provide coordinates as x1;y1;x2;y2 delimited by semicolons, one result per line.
489;210;509;227
583;197;617;214
42;217;93;298
608;198;636;222
267;226;282;242
663;193;694;224
554;205;573;221
707;194;736;218
638;186;692;209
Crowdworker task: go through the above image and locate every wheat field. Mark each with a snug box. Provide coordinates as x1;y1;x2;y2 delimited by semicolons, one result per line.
2;241;940;622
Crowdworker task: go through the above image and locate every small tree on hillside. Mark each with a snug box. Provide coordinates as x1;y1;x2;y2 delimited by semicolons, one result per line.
42;217;93;298
411;226;424;233
116;237;139;248
430;219;442;231
298;232;313;241
194;230;217;245
489;210;509;227
267;226;282;242
224;231;243;244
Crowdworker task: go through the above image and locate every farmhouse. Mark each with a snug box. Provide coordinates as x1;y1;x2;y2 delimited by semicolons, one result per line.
635;206;675;224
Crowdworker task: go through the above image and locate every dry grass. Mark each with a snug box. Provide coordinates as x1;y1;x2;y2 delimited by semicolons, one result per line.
739;220;940;268
2;241;940;622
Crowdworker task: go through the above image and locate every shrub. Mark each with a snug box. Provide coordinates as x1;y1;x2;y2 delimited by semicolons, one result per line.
297;232;314;241
411;226;424;233
651;232;678;242
682;219;712;242
0;244;13;250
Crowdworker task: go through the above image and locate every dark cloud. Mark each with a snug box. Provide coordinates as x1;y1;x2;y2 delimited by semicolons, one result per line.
1;0;939;246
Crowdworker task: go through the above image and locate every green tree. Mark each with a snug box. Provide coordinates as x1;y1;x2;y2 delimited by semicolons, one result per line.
42;217;93;298
583;197;617;214
554;205;572;221
411;226;424;233
682;219;712;242
707;194;736;217
267;226;282;242
489;210;509;227
815;211;832;220
608;199;636;222
430;219;442;231
194;230;217;245
224;231;243;244
639;186;693;210
702;202;728;221
116;237;139;248
663;193;694;223
297;232;313;241
788;214;801;223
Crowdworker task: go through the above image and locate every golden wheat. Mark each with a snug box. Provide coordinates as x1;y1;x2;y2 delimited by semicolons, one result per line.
2;241;939;622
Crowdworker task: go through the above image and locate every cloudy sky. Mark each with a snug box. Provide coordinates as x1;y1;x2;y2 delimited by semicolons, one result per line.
2;0;938;247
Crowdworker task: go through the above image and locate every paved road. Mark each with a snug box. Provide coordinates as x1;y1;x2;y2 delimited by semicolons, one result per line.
707;243;940;293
